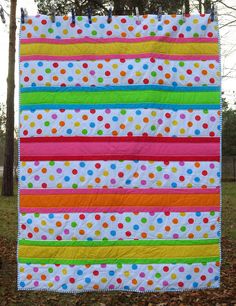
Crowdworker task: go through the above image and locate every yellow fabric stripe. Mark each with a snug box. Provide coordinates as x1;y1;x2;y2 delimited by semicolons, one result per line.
19;244;219;260
20;41;218;56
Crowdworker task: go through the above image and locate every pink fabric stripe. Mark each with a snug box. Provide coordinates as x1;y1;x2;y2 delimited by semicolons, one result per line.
20;37;218;44
20;188;220;195
20;141;220;159
20;206;220;213
20;54;220;62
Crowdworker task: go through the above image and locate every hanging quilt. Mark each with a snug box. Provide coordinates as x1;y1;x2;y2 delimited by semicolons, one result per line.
18;13;221;293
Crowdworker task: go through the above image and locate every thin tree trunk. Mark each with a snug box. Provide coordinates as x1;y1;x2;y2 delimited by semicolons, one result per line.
204;0;212;13
1;0;17;196
184;0;190;14
199;0;202;14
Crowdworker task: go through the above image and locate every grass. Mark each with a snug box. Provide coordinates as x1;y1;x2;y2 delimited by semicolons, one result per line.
0;182;235;305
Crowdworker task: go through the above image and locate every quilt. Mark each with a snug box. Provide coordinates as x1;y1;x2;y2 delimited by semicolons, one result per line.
18;13;221;293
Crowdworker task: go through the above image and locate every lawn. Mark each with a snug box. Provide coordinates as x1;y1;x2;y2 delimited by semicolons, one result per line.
0;183;235;306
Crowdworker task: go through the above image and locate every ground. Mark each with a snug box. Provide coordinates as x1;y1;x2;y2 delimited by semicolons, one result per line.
0;183;235;306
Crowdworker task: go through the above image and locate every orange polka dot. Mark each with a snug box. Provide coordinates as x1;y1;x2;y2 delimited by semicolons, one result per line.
95;177;101;183
149;173;155;179
83;76;88;82
165;73;171;79
37;114;43;120
120;71;126;76
120;124;126;129
103;222;108;228
121;32;127;37
133;172;139;178
34;227;39;233
188;233;194;238
64;214;70;220
143;117;149;123
21;25;26;31
187;82;193;86
60;69;66;74
132;279;138;285
82;115;88;120
147;280;153;285
93;284;99;290
165;127;170;133
194;267;200;273
113;78;119;83
27;168;32;174
202;70;208;75
110;215;116;221
27;274;32;280
158;79;164;84
128;26;134;31
112;130;118;136
165;226;171;231
53;76;59;81
59;121;65;127
51;128;57;134
209;63;215;69
210;225;216;230
194;162;200;168
41;274;47;280
141;232;147;238
27;33;32;38
79;229;85;235
56;221;62;227
63;15;69;20
188;121;193;127
172;218;178;224
97;63;103;69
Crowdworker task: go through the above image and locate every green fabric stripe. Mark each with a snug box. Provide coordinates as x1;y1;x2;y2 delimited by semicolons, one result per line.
18;257;220;265
19;239;219;247
20;90;220;106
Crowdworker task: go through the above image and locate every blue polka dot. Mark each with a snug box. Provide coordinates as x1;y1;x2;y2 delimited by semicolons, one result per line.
133;224;139;230
55;35;61;39
77;269;83;275
87;237;93;240
157;25;163;31
64;176;70;182
136;110;141;115
194;177;200;182
194;129;200;135
125;179;131;185
87;170;93;175
27;218;32;224
132;264;138;270
99;23;105;29
124;285;130;290
157;218;163;224
85;277;91;283
62;284;67;289
49;213;54;219
171;182;177;188
110;230;116;236
112;116;118;122
143;64;148;70
187;169;193;174
193;282;198;288
128;64;133;70
217;125;221;131
21;176;26;181
172;82;178;87
85;23;90;28
24;62;29;68
66;129;72;134
186;274;192;280
110;164;116;169
89;122;95;128
109;270;115;276
217;231;220;237
37;61;43;67
56;21;61;27
214;276;219;281
68;62;73;68
195;212;201;217
20;281;25;287
186;26;192;31
217;172;221;178
201;25;207;30
31;82;36;87
80;162;85;167
68;76;73;82
172;67;177;72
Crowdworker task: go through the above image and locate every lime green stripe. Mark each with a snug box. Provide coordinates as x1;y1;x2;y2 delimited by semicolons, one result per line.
20;90;220;106
19;239;219;247
18;256;220;265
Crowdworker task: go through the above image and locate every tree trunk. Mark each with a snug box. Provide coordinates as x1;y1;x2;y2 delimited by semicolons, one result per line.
204;0;212;13
184;0;190;14
1;0;17;196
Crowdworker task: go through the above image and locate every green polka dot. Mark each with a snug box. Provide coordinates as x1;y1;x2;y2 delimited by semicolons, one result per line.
44;121;50;126
48;268;53;273
141;218;147;224
151;125;156;131
150;31;156;36
125;217;131;222
48;28;54;33
193;33;199;37
179;61;185;67
156;166;162;172
45;68;51;74
117;263;123;269
203;109;209;114
91;30;97;35
135;58;141;63
49;161;55;166
28;183;33;188
155;272;161;278
71;222;77;228
120;109;126;115
72;183;78;189
210;211;215;216
77;16;82;21
82;129;88;135
102;237;108;241
97;130;103;135
151;71;157;77
179;19;184;25
180;226;186;232
98;77;103;83
34;213;40;218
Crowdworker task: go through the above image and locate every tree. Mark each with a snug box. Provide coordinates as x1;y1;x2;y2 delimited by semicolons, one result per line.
1;0;17;196
222;98;236;156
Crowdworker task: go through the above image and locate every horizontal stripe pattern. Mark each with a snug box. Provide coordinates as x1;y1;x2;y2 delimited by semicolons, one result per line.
20;192;220;211
20;137;220;161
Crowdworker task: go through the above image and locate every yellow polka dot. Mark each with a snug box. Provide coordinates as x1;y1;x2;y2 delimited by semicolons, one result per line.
112;64;118;69
151;111;157;116
179;75;185;80
203;233;209;238
171;273;177;279
45;82;51;86
149;225;155;231
164;59;170;65
148;265;153;271
135;32;141;37
57;183;62;188
92;17;97;22
80;176;85;182
30;122;35;127
87;222;93;228
180;212;186;217
180;128;185;134
77;284;83;289
128;116;134;122
187;183;193;188
48;282;53;287
24;115;29;120
156;180;162;186
101;278;107;283
157;233;163;238
135;124;141;130
40;34;46;38
48;228;54;234
74;121;80;127
22;162;26;166
95;230;101;236
209;178;215;184
64;161;70;166
31;68;36;74
172;120;178;126
114;24;119;29
20;267;25;272
124;271;130;277
103;171;109;176
34;26;39;31
49;175;54;181
67;114;73;119
126;164;132;170
193;18;199;24
150;18;155;24
196;225;201;231
41;220;47;226
135;71;142;76
63;29;68;34
194;63;200;68
75;69;81;74
62;268;67;275
171;167;177;173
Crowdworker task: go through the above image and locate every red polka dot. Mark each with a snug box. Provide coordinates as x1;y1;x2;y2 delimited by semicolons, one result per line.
23;130;28;136
42;183;47;188
203;218;209;223
90;109;96;114
128;79;134;84
126;231;132;237
77;29;83;34
179;176;185;182
105;123;110;129
105;71;111;76
97;116;103;121
188;218;194;224
207;32;213;37
143;24;148;30
179;33;185;38
143;78;149;84
82;63;88;68
95;214;101;220
69;277;75;283
93;270;99;276
95;163;101;169
53;62;59;68
41;19;47;25
38;75;43;81
163;266;169;272
203;123;208;129
21;224;26;230
187;69;192;75
36;129;42;134
121;18;126;23
117;278;122;283
118;223;123;229
195;115;201;121
172;26;177;31
24;76;29;82
201;275;206;281
72;169;78;175
158;65;163;71
178;282;184;287
56;235;62;240
210;78;215;83
165;113;171;118
106;30;112;36
28;233;33;238
118;172;124;178
202;170;208;176
209;131;215;137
